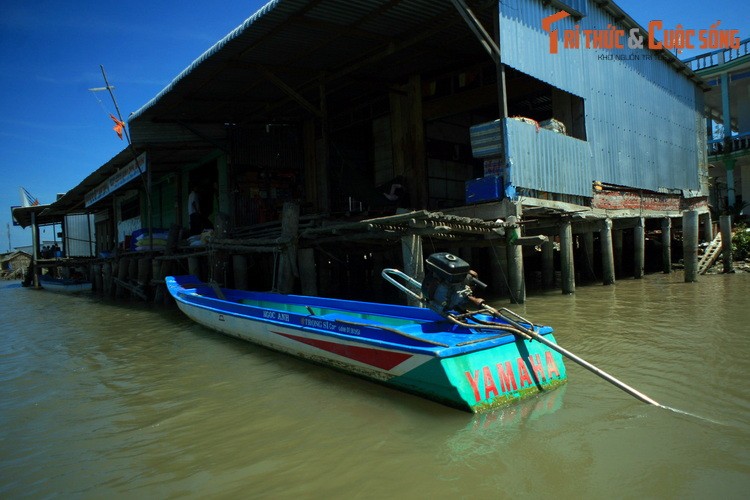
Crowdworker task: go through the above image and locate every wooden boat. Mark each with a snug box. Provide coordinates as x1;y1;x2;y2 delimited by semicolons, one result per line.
166;255;568;412
39;274;92;293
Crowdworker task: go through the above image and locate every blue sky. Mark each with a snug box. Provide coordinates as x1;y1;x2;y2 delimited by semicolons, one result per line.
1;0;748;251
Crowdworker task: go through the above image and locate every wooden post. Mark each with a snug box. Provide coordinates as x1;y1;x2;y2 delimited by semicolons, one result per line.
298;248;317;296
488;243;509;296
541;239;554;289
560;220;575;294
210;213;229;286
232;255;248;290
137;257;151;286
702;212;713;242
102;261;113;296
155;260;172;304
401;233;424;307
582;231;595;281
720;215;733;273
600;219;615;285
128;258;138;285
30;211;41;289
683;210;699;282
188;256;201;278
151;259;162;303
116;257;129;298
277;202;300;294
613;228;623;279
92;264;103;292
407;74;428;208
633;217;645;279
506;220;525;303
661;218;672;273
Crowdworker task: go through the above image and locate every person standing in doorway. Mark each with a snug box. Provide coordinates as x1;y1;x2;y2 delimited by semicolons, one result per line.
189;185;202;235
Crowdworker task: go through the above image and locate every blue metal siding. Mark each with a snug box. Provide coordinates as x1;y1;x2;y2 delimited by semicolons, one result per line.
504;118;593;196
499;0;704;196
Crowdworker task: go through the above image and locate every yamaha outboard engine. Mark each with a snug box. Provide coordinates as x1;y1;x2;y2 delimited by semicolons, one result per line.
421;252;487;314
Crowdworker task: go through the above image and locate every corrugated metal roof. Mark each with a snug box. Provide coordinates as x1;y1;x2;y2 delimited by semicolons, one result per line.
128;0;486;138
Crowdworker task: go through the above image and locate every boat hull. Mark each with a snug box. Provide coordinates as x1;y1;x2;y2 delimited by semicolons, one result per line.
39;276;92;293
168;276;567;412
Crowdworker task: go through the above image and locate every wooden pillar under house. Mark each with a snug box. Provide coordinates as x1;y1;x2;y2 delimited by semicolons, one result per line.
188;256;201;279
633;217;645;279
582;231;596;281
490;242;511;296
702;212;714;242
613;228;623;279
683;210;699;282
116;257;129;298
506;220;525;304
600;219;615;286
277;202;300;294
401;232;424;307
298;248;318;296
102;261;113;296
233;255;249;290
559;220;575;294
541;239;554;289
720;215;733;273
661;218;672;274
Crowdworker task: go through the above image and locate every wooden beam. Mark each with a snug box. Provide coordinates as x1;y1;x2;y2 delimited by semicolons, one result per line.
256;65;321;117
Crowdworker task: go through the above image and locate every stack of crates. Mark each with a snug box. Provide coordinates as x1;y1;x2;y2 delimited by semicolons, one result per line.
466;120;505;204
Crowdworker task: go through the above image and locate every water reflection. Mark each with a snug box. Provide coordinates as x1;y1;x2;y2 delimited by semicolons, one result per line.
1;274;749;498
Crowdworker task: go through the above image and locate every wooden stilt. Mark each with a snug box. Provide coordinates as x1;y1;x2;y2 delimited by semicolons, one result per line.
401;233;424;307
233;255;249;290
720;215;733;273
277;202;300;294
188;256;201;278
661;218;672;273
560;220;575;294
298;248;317;296
633;217;645;279
702;212;713;242
116;258;129;298
541;239;554;289
582;231;595;281
506;220;525;303
613;229;623;279
102;261;113;296
683;210;699;282
600;219;615;285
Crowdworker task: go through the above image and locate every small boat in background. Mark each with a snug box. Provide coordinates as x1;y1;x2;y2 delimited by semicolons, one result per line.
39;274;93;293
166;253;568;413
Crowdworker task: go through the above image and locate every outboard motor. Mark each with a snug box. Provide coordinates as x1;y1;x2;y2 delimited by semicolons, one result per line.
421;253;487;314
381;252;487;314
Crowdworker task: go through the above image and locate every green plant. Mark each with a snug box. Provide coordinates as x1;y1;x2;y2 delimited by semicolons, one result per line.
733;223;750;261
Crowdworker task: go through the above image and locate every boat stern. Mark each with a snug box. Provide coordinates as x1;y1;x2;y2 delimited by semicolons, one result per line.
389;333;567;412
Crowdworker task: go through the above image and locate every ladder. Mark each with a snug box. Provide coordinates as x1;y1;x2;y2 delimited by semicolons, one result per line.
698;233;723;275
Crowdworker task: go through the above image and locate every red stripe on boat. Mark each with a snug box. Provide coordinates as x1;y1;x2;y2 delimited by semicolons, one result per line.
272;331;412;370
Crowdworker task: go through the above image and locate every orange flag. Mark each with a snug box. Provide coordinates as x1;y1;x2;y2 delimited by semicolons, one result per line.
109;113;125;140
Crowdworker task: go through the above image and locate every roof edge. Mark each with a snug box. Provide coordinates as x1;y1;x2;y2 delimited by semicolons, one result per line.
129;0;281;123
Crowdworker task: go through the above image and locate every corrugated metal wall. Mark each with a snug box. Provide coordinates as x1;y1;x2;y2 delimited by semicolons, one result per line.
499;0;705;197
64;214;95;257
505;117;592;196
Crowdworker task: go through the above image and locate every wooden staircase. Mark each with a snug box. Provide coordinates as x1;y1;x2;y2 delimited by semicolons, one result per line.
698;233;723;275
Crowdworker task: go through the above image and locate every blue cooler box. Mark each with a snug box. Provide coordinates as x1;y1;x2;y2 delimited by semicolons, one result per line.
466;175;504;204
